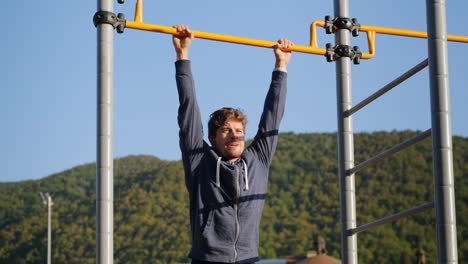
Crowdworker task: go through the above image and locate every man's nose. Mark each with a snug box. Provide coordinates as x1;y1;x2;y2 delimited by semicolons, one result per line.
230;133;244;141
231;130;241;137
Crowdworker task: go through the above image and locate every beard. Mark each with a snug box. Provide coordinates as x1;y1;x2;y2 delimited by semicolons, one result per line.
220;140;244;160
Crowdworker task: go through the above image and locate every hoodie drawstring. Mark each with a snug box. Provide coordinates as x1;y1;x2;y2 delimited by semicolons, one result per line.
241;159;249;191
216;157;222;188
215;157;249;191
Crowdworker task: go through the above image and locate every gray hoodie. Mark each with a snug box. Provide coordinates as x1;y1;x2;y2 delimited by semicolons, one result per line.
176;60;287;263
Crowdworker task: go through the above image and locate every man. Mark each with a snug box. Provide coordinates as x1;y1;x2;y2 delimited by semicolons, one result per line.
173;24;292;264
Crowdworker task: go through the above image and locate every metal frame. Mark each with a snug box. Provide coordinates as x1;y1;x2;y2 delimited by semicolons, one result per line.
334;0;459;263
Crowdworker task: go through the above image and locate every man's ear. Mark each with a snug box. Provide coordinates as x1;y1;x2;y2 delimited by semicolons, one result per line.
208;135;215;146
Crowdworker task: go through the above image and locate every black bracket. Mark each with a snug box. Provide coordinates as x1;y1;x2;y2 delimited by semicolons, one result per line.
93;11;126;34
326;44;362;64
325;16;360;37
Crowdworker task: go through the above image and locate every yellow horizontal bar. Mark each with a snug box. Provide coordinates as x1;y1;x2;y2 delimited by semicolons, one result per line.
310;20;467;60
312;20;468;43
448;34;468;43
360;25;468;43
125;21;327;56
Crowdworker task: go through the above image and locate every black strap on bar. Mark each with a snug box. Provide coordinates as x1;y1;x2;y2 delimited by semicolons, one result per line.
325;16;360;37
324;16;362;64
326;43;362;64
93;11;126;33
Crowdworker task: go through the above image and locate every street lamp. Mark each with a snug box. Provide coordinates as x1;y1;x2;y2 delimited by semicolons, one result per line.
39;192;53;264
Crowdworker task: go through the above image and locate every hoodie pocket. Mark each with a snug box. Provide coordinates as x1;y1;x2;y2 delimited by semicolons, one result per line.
201;208;214;236
201;207;236;250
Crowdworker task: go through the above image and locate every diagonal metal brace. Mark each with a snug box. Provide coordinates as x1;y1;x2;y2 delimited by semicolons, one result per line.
93;11;126;33
326;44;362;64
325;16;360;37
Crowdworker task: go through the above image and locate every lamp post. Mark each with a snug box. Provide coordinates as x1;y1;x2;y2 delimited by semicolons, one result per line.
39;192;53;264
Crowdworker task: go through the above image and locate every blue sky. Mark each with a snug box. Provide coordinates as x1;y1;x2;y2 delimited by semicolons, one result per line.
3;1;467;182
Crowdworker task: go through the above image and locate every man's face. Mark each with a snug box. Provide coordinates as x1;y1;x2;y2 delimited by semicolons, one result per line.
210;119;245;162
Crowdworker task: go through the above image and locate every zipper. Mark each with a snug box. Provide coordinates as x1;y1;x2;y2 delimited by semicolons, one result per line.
233;164;241;263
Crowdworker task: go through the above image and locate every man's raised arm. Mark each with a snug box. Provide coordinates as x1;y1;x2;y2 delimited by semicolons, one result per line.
173;25;204;164
248;39;293;164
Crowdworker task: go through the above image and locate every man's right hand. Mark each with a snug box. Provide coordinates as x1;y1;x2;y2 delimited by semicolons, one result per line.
274;38;293;71
172;25;194;60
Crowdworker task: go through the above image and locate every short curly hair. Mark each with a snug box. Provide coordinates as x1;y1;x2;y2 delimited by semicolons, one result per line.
208;107;247;140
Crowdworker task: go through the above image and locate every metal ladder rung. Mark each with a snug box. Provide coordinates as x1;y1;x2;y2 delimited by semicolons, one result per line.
346;129;432;176
345;59;429;117
348;201;434;235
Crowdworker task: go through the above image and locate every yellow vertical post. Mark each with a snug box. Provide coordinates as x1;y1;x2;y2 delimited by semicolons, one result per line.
365;31;375;59
134;0;143;23
310;20;325;47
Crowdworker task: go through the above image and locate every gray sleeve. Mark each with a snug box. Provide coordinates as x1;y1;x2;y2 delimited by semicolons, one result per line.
247;70;287;165
175;60;205;170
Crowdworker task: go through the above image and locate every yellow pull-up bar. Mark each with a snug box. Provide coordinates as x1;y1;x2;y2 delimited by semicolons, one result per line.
126;0;327;55
125;20;328;56
125;0;468;60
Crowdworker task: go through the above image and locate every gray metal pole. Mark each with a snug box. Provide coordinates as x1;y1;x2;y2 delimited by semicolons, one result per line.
425;0;458;263
39;192;53;264
47;195;52;264
334;0;357;263
96;0;114;263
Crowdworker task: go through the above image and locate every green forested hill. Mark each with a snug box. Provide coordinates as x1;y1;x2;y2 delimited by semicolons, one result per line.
1;131;467;264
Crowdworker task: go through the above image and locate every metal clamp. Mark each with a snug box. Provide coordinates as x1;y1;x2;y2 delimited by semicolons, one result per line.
93;11;126;33
325;16;360;37
326;44;362;64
